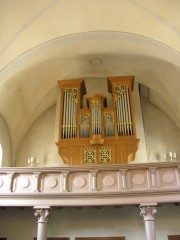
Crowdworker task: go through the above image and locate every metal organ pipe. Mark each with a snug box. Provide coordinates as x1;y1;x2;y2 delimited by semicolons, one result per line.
62;90;67;138
62;89;78;139
91;100;102;135
80;114;89;138
62;82;133;139
92;104;95;134
104;113;114;137
115;85;133;136
126;89;133;135
73;99;77;137
123;90;129;135
98;102;101;134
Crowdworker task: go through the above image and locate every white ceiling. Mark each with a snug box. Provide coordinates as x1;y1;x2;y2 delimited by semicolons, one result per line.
0;0;180;154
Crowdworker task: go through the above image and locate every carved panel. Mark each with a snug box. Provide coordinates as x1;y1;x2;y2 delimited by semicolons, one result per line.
99;147;112;164
97;171;119;191
13;174;32;192
69;172;90;192
158;168;178;188
0;174;7;192
129;170;149;189
84;147;96;164
40;174;60;192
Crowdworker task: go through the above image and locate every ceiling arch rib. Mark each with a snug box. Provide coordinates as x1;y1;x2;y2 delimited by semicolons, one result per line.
0;31;180;159
1;0;180;71
1;31;180;84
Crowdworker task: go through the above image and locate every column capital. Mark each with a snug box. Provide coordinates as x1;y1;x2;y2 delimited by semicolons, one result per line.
34;206;51;223
139;204;157;221
90;170;98;177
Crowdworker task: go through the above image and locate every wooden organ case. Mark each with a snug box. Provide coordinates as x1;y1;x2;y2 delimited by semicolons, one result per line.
56;76;139;166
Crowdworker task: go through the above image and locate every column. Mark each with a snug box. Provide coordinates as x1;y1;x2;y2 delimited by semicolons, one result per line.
33;172;41;192
61;171;69;192
34;206;51;240
119;169;127;189
6;172;15;192
90;170;98;191
139;203;157;240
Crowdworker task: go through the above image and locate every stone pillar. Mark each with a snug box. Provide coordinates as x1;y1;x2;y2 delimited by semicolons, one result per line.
140;204;157;240
34;206;51;240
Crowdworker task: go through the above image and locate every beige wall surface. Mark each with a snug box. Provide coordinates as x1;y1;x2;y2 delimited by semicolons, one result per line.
0;114;12;167
15;105;64;167
142;100;180;162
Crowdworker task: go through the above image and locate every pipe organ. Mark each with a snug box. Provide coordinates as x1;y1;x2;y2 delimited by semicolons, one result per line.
56;76;139;165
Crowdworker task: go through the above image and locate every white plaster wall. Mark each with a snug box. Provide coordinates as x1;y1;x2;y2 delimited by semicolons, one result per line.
0;114;12;167
0;205;179;240
142;99;180;162
16;105;66;167
133;82;147;163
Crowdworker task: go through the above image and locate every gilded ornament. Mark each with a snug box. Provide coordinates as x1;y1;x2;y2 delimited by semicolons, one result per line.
64;88;78;102
84;148;96;164
104;112;114;122
115;85;128;100
80;113;89;123
99;147;111;163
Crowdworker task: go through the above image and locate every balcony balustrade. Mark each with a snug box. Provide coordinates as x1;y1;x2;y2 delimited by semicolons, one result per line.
0;162;179;207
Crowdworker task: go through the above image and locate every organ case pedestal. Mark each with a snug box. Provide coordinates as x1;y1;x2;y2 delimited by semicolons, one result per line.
56;76;139;166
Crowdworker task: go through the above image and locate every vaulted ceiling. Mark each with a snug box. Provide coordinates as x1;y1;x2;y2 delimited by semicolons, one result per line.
1;0;180;154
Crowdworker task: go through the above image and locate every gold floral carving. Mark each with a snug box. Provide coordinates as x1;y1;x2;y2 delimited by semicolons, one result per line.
64;88;78;102
115;85;128;100
91;100;100;108
104;112;114;122
84;147;96;164
80;113;89;123
99;147;111;163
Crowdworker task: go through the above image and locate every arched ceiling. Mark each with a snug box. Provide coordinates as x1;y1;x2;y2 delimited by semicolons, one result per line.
0;0;180;155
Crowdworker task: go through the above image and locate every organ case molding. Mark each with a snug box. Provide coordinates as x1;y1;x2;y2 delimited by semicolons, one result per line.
56;76;139;166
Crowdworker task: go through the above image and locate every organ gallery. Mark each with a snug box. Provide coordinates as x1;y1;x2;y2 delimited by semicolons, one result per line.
56;76;139;165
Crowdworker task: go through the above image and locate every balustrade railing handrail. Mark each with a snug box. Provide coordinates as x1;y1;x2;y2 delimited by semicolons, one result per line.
0;161;180;173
